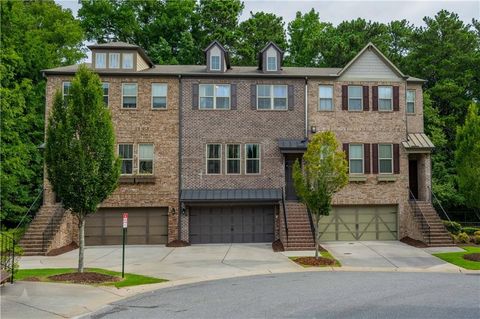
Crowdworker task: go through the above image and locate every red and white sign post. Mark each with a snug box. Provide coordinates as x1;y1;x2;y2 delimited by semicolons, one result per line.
122;213;128;278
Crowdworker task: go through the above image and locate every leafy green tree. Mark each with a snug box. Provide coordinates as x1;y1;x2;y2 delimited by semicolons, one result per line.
235;12;286;66
45;66;120;272
455;103;480;213
293;132;348;259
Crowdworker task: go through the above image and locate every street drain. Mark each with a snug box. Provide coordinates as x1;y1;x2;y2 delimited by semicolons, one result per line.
344;252;352;255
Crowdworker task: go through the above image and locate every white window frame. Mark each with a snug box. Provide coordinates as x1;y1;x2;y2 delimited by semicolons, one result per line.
95;53;106;68
109;53;120;69
407;89;416;114
102;82;109;107
206;144;222;175
256;85;288;110
349;144;364;174
267;56;277;71
122;83;137;109
226;144;241;175
210;54;221;71
378;86;393;111
348;85;363;111
318;85;334;111
199;84;231;110
245;143;261;175
138;143;154;175
122;53;134;69
62;81;71;100
118;144;133;175
151;83;168;109
378;144;393;174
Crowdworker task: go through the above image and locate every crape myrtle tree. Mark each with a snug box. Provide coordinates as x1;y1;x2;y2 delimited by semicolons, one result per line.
293;132;348;259
45;66;120;272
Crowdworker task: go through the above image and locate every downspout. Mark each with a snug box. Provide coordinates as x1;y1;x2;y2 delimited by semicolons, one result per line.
177;74;183;241
305;77;309;138
404;78;409;140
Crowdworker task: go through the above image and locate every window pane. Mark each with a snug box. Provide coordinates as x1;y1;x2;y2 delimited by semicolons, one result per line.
139;160;153;174
267;56;276;70
109;53;119;68
273;85;287;97
207;160;220;174
207;144;220;159
119;145;133;159
379;99;392;110
227;160;240;174
379;86;392;99
200;97;214;109
380;159;392;173
348;86;362;98
139;144;153;159
102;83;109;95
246;159;259;174
215;85;230;97
319;99;332;111
407;90;415;113
349;99;362;110
200;84;214;97
152;84;167;97
350;159;363;174
227;145;240;158
257;85;270;97
379;144;392;158
211;55;220;70
123;53;133;69
95;53;106;68
319;86;333;99
123;96;136;108
349;145;363;159
121;160;133;174
153;97;167;108
216;97;230;109
123;84;137;96
273;98;287;109
407;102;414;113
257;98;271;109
63;82;71;96
246;144;259;158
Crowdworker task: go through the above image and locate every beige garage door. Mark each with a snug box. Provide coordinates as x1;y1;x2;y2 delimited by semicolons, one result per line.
85;207;168;245
318;205;397;241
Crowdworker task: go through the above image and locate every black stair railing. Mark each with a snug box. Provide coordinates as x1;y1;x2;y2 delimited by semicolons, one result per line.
0;232;16;284
428;186;452;222
306;209;316;243
281;188;288;242
409;190;431;245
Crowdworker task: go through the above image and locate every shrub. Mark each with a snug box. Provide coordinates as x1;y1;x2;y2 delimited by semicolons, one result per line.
462;227;480;235
474;235;480;245
450;233;458;243
474;230;480;237
443;221;462;235
457;232;470;244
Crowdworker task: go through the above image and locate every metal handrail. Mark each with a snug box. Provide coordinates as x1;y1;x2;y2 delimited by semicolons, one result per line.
281;188;288;241
13;188;44;233
428;186;451;222
306;208;316;243
0;232;16;284
409;190;431;244
42;207;65;252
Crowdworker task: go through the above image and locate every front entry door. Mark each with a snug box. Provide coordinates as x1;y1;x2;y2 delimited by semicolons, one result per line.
409;159;419;199
285;155;301;200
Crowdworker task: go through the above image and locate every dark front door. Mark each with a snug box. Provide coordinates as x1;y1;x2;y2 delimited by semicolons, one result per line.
285;155;301;200
409;159;419;199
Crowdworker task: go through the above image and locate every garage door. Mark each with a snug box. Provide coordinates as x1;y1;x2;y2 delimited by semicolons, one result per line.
318;206;397;241
189;206;274;244
85;207;168;245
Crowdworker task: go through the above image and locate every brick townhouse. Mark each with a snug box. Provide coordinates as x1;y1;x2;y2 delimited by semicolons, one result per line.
20;40;452;255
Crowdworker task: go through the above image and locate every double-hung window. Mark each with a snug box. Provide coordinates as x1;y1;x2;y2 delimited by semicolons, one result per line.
62;82;71;101
109;53;120;69
95;53;106;68
257;85;287;110
349;144;364;174
245;144;260;174
407;90;416;113
378;86;393;111
348;86;362;111
199;84;230;109
102;82;109;107
226;144;240;174
319;85;333;111
379;144;393;174
122;83;137;108
210;55;220;71
122;53;133;69
152;83;167;109
267;56;277;71
206;144;221;174
139;144;154;174
119;144;133;175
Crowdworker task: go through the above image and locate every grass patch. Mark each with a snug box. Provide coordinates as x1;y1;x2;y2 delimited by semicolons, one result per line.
433;246;480;270
289;250;341;268
15;268;167;288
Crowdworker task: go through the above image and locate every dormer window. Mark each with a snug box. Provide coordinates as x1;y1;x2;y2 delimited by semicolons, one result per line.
123;53;133;69
109;53;120;68
95;53;106;68
204;40;230;73
210;55;221;71
259;42;283;73
267;55;277;71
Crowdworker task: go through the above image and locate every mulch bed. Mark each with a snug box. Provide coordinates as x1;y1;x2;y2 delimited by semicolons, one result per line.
166;240;191;247
463;253;480;262
46;242;79;256
48;272;120;284
272;239;285;252
294;256;336;266
400;236;428;248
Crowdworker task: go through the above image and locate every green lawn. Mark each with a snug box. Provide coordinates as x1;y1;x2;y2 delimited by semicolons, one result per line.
433;246;480;270
15;268;167;288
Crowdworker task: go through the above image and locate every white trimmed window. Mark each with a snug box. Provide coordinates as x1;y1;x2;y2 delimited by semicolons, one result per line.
118;144;133;175
138;144;154;174
378;86;393;111
102;82;109;107
122;83;137;108
226;144;240;174
62;81;71;100
267;56;277;71
206;144;221;174
210;55;221;71
122;53;133;69
109;53;120;68
407;90;416;113
152;83;167;109
199;84;230;109
379;144;393;174
319;85;333;111
245;144;260;174
348;86;362;111
349;144;363;174
95;53;106;68
257;85;287;110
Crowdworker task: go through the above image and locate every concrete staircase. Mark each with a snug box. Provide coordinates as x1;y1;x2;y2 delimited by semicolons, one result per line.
283;201;315;251
20;205;65;256
414;201;454;247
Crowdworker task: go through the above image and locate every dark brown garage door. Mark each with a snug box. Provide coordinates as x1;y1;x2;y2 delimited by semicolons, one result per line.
189;206;274;244
85;207;168;245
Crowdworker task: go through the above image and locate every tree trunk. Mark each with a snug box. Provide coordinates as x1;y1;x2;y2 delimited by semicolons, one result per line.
315;218;320;260
78;217;85;273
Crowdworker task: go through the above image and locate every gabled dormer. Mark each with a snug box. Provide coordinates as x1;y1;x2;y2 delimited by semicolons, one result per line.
204;40;230;73
88;42;154;72
258;42;284;73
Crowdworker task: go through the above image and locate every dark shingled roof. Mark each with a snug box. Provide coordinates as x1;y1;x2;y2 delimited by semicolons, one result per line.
181;188;282;202
278;139;308;153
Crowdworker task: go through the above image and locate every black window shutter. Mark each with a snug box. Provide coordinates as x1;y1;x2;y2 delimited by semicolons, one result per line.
250;84;257;110
393;144;400;174
364;143;371;174
288;85;294;110
363;86;369;111
372;144;378;174
343;143;349;169
342;85;348;110
393;86;400;111
372;86;378;111
230;84;237;110
192;83;199;109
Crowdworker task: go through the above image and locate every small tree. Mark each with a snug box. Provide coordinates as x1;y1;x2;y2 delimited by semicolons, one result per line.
45;65;120;272
455;103;480;213
293;131;348;259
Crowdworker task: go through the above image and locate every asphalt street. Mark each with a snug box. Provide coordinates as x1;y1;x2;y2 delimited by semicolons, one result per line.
87;271;480;319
